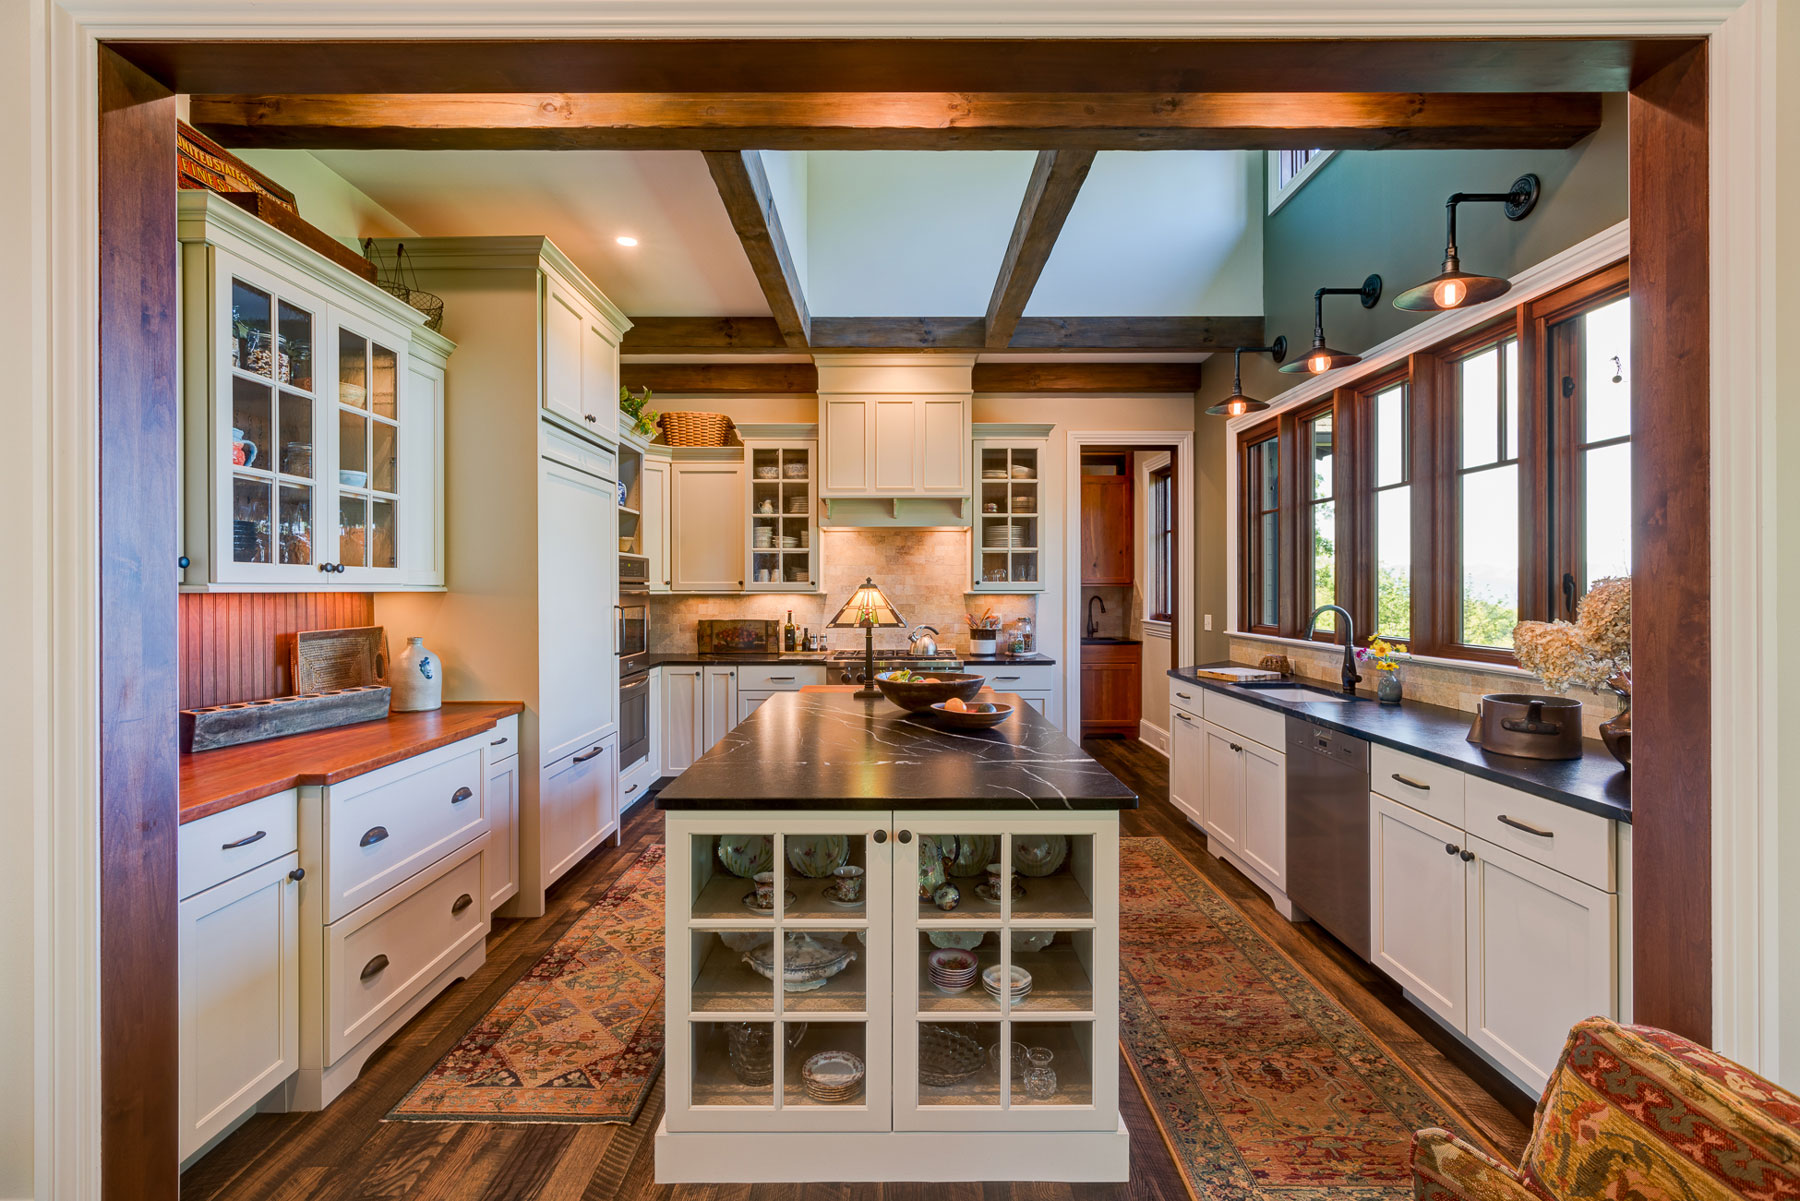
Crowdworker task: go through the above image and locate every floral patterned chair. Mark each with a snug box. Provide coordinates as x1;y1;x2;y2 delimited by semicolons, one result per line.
1412;1016;1800;1201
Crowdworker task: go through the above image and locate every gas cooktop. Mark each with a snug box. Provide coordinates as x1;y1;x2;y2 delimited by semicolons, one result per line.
825;649;963;683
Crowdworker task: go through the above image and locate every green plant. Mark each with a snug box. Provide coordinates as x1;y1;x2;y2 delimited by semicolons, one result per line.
618;385;660;437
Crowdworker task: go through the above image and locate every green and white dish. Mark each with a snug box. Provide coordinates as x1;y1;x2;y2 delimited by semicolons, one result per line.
717;834;775;878
927;930;985;951
1011;833;1069;877
941;834;998;878
786;834;851;878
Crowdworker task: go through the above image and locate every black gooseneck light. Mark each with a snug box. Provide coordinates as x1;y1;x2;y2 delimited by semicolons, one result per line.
1393;174;1540;312
1279;275;1383;375
1204;337;1289;417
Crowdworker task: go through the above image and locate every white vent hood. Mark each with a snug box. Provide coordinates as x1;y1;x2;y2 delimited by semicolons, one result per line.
815;354;974;528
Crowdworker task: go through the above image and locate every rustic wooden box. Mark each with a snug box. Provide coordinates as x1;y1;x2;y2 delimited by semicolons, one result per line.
180;685;392;753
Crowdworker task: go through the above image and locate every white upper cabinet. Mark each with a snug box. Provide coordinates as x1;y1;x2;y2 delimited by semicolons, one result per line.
642;457;671;592
179;191;451;592
816;356;973;499
744;440;818;592
670;460;747;592
542;270;626;442
541;276;586;429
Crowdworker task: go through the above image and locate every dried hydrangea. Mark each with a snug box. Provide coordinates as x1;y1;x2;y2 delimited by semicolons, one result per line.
1513;577;1631;693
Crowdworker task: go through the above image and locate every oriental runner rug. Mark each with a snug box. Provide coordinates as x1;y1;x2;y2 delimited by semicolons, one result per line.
387;841;665;1124
1119;835;1474;1200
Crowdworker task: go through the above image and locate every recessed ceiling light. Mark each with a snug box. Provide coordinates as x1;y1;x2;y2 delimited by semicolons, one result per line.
615;235;639;247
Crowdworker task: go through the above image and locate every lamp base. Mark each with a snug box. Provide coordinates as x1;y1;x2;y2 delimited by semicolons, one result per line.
853;687;883;700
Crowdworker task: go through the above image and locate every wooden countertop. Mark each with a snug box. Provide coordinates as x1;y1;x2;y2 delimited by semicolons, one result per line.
180;701;525;824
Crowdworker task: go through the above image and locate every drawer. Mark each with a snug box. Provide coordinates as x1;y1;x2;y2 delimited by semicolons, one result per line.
325;836;488;1063
484;714;519;763
979;664;1056;694
543;426;616;480
178;790;300;901
1370;744;1467;828
1465;775;1615;891
324;738;486;923
738;664;827;691
1200;690;1285;753
1168;678;1204;718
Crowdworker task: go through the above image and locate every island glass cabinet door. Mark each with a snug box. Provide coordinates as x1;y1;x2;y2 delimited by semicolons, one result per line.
891;812;1120;1134
664;813;895;1134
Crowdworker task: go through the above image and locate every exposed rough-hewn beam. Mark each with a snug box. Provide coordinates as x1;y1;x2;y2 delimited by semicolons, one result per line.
622;315;1260;355
972;362;1203;393
702;150;810;348
621;317;789;356
621;362;820;394
189;91;1603;152
986;150;1096;349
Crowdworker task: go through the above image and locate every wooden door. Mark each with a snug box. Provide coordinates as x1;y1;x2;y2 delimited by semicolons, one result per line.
661;666;705;775
1167;708;1204;825
538;457;614;765
1238;739;1287;890
1370;794;1468;1032
1078;642;1141;738
671;462;746;592
643;458;670;591
541;278;586;428
1200;722;1243;855
1465;834;1616;1093
1079;475;1133;585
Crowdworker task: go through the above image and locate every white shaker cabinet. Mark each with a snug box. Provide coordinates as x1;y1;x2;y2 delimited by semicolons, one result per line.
816;356;973;500
1166;707;1205;825
541;276;586;430
485;718;521;911
542;264;625;441
1200;722;1245;857
540;737;618;886
670;460;747;592
1370;793;1468;1030
702;665;739;754
660;665;705;775
642;457;671;592
538;445;619;766
1237;739;1287;892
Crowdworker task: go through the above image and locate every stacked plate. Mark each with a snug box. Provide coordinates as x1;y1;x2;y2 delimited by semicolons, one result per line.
981;467;1009;480
1011;464;1036;479
982;521;1028;549
927;948;979;993
754;531;774;548
801;1050;865;1103
779;535;801;549
787;497;809;514
981;964;1033;1003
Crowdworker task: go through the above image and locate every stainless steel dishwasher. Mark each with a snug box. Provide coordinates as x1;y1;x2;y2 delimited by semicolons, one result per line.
1285;717;1372;960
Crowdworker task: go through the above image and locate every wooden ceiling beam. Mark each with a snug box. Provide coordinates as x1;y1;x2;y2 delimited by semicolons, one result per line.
188;91;1603;152
703;151;810;347
621;362;819;394
986;150;1095;350
617;361;1205;394
621;315;1260;355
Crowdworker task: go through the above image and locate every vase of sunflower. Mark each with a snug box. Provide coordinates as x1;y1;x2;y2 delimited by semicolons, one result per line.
1357;639;1404;703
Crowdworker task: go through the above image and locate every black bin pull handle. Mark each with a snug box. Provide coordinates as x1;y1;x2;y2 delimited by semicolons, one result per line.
360;954;390;981
451;893;474;916
360;825;390;848
221;829;267;850
490;736;509;747
573;746;604;763
451;786;474;805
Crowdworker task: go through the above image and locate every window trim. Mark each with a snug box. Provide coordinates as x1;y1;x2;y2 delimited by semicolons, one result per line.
1239;427;1285;637
1267;148;1338;215
1146;460;1176;624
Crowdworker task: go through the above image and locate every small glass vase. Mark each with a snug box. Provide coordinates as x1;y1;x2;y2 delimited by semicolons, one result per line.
1021;1046;1058;1100
1376;668;1403;705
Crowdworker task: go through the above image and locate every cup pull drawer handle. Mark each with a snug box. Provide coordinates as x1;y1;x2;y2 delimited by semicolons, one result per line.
360;825;390;847
360;954;390;981
1392;773;1431;790
451;893;474;916
221;830;267;850
451;786;474;805
573;747;604;763
1497;814;1555;838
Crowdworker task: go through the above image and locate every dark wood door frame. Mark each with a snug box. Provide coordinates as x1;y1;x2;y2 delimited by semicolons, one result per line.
93;34;1714;1198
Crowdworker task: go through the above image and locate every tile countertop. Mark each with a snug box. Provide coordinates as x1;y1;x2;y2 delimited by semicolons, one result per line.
179;701;524;824
1168;664;1631;824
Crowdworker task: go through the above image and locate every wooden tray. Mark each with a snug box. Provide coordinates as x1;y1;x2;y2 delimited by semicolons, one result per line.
698;619;781;655
292;625;389;693
181;686;391;753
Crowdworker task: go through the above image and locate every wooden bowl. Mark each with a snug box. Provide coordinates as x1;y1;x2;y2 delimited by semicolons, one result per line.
926;700;1015;729
873;671;986;712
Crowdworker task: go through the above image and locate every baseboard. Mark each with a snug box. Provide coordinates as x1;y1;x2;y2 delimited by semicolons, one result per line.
1138;720;1169;757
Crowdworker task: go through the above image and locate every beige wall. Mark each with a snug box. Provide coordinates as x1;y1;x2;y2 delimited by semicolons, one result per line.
234;148;418;250
1776;0;1800;1092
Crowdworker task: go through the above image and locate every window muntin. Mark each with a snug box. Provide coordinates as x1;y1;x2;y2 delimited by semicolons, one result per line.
1372;383;1411;641
1456;339;1520;649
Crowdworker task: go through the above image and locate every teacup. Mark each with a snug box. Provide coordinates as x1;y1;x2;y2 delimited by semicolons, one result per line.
753;871;776;907
985;862;1006;892
833;864;865;901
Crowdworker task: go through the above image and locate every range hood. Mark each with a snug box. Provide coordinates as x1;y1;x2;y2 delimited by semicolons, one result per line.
815;354;974;529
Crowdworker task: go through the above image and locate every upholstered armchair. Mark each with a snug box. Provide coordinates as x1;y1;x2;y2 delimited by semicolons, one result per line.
1412;1016;1800;1201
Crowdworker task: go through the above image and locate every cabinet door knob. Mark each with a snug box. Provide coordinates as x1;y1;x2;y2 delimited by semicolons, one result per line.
584;414;597;423
221;829;267;850
451;786;474;805
1459;849;1476;862
1229;743;1243;753
360;825;390;847
288;866;306;882
178;555;190;569
897;829;913;844
872;829;889;844
360;954;390;981
1444;843;1460;855
451;892;474;916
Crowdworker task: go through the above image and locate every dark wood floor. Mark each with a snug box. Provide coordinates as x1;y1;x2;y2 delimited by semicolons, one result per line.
181;738;1533;1201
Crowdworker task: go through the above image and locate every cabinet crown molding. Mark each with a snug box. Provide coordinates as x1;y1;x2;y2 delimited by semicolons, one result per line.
972;423;1054;440
367;234;632;337
736;423;819;440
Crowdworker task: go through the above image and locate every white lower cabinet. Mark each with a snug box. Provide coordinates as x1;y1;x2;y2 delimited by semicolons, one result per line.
738;690;776;723
662;665;706;775
485;721;520;910
702;665;738;754
1370;794;1468;1029
1166;708;1204;824
1199;722;1244;857
1237;739;1286;891
1165;684;1288;911
540;736;618;886
178;848;301;1164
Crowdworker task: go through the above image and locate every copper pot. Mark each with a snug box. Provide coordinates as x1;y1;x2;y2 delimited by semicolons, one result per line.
1467;693;1584;760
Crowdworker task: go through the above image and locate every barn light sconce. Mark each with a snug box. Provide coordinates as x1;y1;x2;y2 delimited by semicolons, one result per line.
1279;276;1382;375
1393;174;1540;311
1205;337;1288;417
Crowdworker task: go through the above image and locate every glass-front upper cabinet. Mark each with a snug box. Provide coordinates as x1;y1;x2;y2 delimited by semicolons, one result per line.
179;191;448;592
971;433;1050;593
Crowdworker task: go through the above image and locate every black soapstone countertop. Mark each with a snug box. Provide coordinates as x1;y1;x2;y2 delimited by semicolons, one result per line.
1168;663;1631;823
645;651;1058;667
656;690;1136;811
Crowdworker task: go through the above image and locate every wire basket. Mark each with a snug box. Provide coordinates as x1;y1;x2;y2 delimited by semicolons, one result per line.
659;411;738;447
362;240;445;332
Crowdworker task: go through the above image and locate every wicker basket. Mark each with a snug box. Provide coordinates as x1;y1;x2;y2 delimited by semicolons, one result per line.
659;411;737;447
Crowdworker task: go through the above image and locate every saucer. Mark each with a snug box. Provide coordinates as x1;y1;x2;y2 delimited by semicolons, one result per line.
742;888;796;913
821;881;865;908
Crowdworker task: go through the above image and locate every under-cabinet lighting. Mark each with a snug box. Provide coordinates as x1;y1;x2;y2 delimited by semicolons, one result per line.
1393;175;1538;312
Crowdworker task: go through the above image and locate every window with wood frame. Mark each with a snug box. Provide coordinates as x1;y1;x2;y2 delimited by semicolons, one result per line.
1148;462;1176;623
1235;260;1630;666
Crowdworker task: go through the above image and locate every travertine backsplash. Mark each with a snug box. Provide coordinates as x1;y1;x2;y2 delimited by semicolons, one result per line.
649;528;1038;656
1227;636;1625;739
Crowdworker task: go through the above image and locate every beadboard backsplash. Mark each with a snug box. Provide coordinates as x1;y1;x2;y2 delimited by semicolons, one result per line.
179;592;376;710
650;527;1037;656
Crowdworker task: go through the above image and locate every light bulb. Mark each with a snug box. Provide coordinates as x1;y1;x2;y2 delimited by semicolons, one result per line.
1307;352;1333;374
615;235;639;247
1433;277;1467;308
1226;399;1247;416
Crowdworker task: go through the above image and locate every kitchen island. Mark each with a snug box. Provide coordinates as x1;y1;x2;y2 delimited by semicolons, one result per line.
655;690;1135;1184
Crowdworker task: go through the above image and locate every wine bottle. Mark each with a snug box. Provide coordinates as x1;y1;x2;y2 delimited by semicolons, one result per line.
784;609;796;652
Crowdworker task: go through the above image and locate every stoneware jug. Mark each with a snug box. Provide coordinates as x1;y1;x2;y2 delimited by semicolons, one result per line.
391;636;443;712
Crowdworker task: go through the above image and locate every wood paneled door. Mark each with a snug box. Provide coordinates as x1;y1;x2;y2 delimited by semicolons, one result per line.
1080;641;1142;739
1080;468;1133;585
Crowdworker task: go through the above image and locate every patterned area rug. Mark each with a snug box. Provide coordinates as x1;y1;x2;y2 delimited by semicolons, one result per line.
387;841;665;1124
1120;836;1470;1200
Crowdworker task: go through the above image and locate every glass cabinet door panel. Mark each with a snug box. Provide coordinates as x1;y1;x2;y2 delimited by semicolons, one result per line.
277;484;313;565
1006;1021;1094;1107
916;1020;1001;1108
277;392;314;478
917;929;1001;1015
371;421;398;493
782;930;867;1014
231;476;271;564
783;1021;867;1109
690;931;776;1014
915;832;1001;922
338;329;368;408
1011;833;1094;921
370;498;397;569
371;342;398;419
276;299;314;392
230;280;272;376
338;493;368;567
338;410;369;476
1009;929;1093;1014
691;1021;776;1107
230;377;272;472
689;833;778;921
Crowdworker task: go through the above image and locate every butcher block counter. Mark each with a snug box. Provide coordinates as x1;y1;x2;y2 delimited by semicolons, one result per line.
179;700;524;823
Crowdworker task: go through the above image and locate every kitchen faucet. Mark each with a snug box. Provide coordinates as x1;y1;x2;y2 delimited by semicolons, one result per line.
1086;595;1106;639
1306;604;1362;694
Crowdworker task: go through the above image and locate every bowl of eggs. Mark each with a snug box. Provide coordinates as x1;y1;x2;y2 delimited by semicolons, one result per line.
927;697;1015;729
872;670;987;712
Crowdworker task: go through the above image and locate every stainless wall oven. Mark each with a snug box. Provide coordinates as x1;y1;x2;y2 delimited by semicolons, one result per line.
617;600;648;679
619;670;651;771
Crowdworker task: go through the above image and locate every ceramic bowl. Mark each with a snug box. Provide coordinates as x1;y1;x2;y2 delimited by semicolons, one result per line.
873;671;986;713
338;469;369;488
927;700;1014;729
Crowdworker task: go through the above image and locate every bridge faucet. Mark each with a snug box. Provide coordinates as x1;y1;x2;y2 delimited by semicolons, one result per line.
1306;604;1362;695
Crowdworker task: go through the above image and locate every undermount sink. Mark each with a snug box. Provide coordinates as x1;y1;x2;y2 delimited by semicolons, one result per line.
1244;686;1355;705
